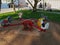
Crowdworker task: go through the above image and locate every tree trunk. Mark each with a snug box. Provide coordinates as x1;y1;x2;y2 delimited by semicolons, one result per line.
27;0;34;8
13;4;16;12
33;0;38;12
0;0;1;11
11;0;16;12
27;0;38;12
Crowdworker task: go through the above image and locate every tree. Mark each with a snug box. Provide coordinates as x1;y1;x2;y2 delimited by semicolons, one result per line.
27;0;41;12
11;0;16;12
0;0;1;11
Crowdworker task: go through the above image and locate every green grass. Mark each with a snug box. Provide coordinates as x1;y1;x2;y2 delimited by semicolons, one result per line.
0;12;19;20
44;12;60;23
0;10;60;23
52;9;60;12
18;10;60;23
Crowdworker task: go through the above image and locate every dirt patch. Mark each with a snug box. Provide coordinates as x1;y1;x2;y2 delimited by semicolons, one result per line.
0;21;60;45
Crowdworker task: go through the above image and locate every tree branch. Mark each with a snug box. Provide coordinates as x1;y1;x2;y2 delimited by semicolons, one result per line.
27;0;34;8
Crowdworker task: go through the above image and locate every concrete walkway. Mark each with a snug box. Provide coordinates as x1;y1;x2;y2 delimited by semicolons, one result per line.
0;7;29;14
0;8;18;13
0;8;60;14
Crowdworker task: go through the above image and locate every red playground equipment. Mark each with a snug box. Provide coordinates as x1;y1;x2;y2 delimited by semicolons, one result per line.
22;19;34;31
21;19;45;32
0;18;47;32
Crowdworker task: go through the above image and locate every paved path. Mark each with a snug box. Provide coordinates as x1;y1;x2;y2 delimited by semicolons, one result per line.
0;8;60;14
0;7;29;14
0;8;18;13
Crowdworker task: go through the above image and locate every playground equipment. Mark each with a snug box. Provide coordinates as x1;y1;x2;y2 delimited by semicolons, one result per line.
7;16;12;23
18;12;23;18
0;13;49;32
37;18;44;27
0;16;12;27
0;18;46;32
21;19;34;31
0;20;3;27
20;19;49;32
41;19;49;30
37;15;49;31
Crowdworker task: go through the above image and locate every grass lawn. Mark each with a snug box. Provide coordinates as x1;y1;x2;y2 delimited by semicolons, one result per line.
0;10;60;23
